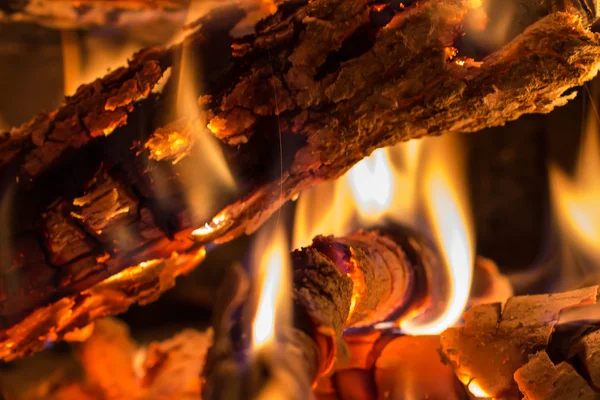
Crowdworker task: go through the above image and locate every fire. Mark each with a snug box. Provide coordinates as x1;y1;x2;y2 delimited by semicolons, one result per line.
348;149;394;222
148;20;236;226
61;30;144;96
251;221;291;350
293;142;422;248
402;134;474;334
550;83;600;286
294;133;473;334
468;380;491;398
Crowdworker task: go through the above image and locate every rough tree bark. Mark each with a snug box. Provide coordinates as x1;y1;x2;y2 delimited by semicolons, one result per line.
1;0;600;360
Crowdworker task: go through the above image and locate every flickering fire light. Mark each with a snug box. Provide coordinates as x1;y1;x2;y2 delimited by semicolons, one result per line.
250;222;291;352
294;133;473;335
550;82;600;288
7;0;600;398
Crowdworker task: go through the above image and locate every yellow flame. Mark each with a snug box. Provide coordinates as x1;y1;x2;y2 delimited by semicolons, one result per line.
468;380;491;398
402;134;474;334
150;29;235;226
348;150;394;222
293;142;422;248
251;221;291;350
61;31;144;96
550;89;600;272
294;134;473;333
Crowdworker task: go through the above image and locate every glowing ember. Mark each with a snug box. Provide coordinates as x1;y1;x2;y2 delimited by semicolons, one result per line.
145;120;195;164
192;212;231;238
63;323;95;342
346;250;366;322
251;221;291;351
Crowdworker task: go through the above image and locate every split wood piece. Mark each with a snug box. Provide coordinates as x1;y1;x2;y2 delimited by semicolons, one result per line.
576;329;600;390
2;0;600;359
440;286;600;399
0;248;204;361
202;228;434;399
514;351;597;400
0;0;189;29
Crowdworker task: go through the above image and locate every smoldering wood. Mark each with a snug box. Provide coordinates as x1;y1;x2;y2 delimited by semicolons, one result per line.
2;0;600;360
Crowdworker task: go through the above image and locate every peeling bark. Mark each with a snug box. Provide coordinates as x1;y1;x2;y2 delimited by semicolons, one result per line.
1;0;600;359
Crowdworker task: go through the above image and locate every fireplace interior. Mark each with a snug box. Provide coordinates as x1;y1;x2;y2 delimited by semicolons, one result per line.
1;0;600;399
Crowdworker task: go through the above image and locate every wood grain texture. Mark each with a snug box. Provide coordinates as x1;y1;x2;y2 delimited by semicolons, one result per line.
1;0;600;360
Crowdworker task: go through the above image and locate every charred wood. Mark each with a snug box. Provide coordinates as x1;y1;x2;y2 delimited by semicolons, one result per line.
1;0;600;360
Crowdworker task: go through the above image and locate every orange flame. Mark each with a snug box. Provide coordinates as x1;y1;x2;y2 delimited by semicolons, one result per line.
151;24;236;227
251;221;291;351
402;134;474;334
294;134;473;334
61;31;144;96
293;142;422;248
550;84;600;286
467;380;492;398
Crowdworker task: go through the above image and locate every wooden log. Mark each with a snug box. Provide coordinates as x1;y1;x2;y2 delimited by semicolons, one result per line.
2;0;600;360
575;329;600;389
202;227;434;399
514;351;597;400
440;286;600;398
0;248;204;361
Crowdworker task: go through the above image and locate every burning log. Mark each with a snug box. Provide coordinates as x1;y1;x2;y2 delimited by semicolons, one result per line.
2;0;600;359
202;227;444;399
0;249;205;361
440;286;600;398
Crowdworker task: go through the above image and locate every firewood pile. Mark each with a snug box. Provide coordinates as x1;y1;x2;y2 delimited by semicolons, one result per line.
2;0;600;399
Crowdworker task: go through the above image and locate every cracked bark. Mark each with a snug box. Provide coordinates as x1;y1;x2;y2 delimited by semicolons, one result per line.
1;0;600;360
